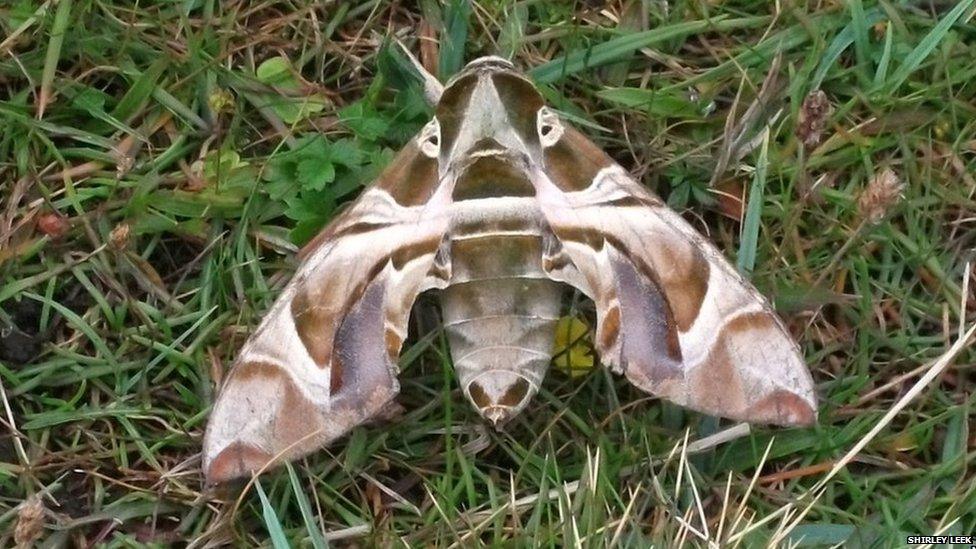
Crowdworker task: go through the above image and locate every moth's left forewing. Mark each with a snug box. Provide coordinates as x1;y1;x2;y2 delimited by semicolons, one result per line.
203;139;452;483
534;128;816;426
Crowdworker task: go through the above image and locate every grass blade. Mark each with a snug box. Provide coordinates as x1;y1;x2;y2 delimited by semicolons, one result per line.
438;0;472;79
530;16;772;84
883;0;976;92
112;58;170;122
286;463;329;549
23;291;118;369
872;20;894;88
255;480;291;549
737;128;769;275
811;7;885;88
37;0;72;118
846;0;871;83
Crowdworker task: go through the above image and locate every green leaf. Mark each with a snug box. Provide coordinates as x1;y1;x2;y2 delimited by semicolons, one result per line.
284;184;335;245
265;175;297;202
377;39;427;93
285;189;334;222
71;87;108;113
872;21;894;88
23;292;117;369
264;135;344;203
293;134;331;158
66;85;143;137
290;217;331;245
256;57;294;86
597;88;703;118
274;95;328;125
202;149;248;181
150;189;245;218
340;102;390;140
667;181;690;209
112;58;170;122
297;156;335;191
39;0;73;118
191;149;256;199
811;7;885;88
7;0;38;29
499;3;528;58
255;56;328;123
846;0;871;84
329;139;364;168
940;404;968;470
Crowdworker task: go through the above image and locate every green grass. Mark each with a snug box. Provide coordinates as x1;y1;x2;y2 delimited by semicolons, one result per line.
2;0;975;546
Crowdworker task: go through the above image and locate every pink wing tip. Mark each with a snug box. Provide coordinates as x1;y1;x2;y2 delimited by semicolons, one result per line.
748;390;818;427
204;442;275;484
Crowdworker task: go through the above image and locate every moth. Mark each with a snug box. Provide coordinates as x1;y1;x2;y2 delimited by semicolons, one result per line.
203;55;817;483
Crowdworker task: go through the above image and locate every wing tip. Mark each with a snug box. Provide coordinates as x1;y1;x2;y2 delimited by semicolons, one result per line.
203;442;275;484
747;389;818;427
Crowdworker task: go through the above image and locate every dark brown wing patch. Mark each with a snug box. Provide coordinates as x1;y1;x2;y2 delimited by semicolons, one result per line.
543;127;613;192
492;72;544;146
331;281;397;405
610;252;683;384
654;242;710;333
686;311;814;424
232;361;322;443
437;74;478;153
375;141;439;207
453;155;535;200
684;334;747;416
291;286;333;366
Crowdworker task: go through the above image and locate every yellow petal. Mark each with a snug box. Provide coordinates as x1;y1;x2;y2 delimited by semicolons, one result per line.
552;316;595;378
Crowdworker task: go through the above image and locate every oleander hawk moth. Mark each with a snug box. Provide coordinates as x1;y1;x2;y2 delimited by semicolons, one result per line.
202;55;817;483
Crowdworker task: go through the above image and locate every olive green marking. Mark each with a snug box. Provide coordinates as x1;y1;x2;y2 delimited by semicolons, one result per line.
452;156;535;200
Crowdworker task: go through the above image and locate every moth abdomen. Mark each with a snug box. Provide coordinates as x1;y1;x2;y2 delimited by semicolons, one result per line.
439;234;563;425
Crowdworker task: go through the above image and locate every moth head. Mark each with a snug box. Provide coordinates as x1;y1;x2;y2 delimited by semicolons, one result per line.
465;370;533;427
431;56;553;170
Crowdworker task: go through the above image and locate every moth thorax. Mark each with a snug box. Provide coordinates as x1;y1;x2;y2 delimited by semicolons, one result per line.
439;234;564;426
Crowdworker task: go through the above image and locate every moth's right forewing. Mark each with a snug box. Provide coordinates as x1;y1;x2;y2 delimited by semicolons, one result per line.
203;140;451;483
534;128;816;427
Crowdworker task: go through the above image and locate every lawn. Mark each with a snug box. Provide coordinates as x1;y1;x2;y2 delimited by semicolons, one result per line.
2;0;975;546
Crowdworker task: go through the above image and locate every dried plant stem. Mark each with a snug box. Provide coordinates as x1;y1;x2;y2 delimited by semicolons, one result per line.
811;219;867;288
0;376;29;468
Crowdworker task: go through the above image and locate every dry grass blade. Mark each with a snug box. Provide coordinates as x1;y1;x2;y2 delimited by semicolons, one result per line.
772;265;975;544
708;52;783;187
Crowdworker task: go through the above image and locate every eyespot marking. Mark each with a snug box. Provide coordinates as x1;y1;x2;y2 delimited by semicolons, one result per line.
538;107;564;147
419;118;441;158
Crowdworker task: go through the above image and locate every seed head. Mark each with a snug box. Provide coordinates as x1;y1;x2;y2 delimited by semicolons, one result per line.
796;90;832;149
858;168;904;224
15;495;45;548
